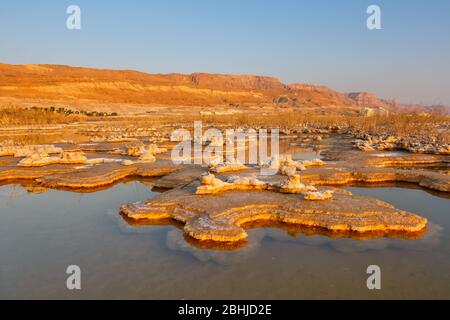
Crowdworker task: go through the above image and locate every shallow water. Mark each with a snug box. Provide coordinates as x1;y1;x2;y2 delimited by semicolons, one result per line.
0;181;449;299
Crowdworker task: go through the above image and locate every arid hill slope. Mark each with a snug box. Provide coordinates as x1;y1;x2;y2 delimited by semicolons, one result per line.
0;63;357;107
1;63;444;114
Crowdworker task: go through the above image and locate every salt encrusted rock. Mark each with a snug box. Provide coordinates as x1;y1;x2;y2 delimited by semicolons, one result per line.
207;156;223;168
280;165;297;176
303;190;334;201
125;144;167;157
259;154;324;173
196;173;231;194
0;144;63;157
170;134;187;142
18;151;87;167
226;175;267;187
91;135;137;143
17;152;53;167
353;135;450;155
278;174;317;193
121;181;428;243
121;159;135;166
146;144;168;155
138;152;156;163
196;173;268;194
302;158;324;167
210;159;247;173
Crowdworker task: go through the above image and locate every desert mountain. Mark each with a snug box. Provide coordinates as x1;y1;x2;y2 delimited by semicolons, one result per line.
0;63;445;114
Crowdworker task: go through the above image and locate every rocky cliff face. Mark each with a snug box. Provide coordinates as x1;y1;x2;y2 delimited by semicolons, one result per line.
0;63;358;109
0;63;444;114
347;92;385;107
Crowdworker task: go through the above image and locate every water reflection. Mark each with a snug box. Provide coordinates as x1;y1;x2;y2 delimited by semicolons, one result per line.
120;216;442;265
0;181;449;299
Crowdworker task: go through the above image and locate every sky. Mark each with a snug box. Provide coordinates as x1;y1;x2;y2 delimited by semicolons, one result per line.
0;0;449;105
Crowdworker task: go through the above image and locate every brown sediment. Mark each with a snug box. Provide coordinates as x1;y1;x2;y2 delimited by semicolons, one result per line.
120;179;428;243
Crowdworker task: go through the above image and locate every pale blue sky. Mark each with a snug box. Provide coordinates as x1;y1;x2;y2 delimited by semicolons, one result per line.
0;0;449;105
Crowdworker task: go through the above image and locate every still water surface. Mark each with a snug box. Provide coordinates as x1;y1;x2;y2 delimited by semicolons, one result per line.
0;181;448;299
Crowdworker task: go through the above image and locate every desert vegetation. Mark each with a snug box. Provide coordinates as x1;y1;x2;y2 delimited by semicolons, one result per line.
0;106;85;125
116;112;449;142
2;105;448;143
0;104;121;126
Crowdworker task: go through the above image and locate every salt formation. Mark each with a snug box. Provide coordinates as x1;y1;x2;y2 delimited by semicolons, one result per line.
226;175;268;188
125;144;167;157
121;178;428;243
138;152;156;163
195;172;329;198
301;159;324;167
123;143;167;163
90;135;138;143
279;166;297;176
0;143;63;157
18;151;87;167
170;133;190;142
196;173;231;194
303;190;334;201
278;174;317;193
121;160;135;166
354;135;450;155
196;173;269;194
207;156;223;168
259;154;324;174
209;159;247;173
